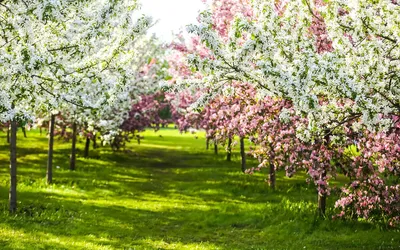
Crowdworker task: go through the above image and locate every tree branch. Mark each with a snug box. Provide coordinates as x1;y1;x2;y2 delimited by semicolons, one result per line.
31;74;93;109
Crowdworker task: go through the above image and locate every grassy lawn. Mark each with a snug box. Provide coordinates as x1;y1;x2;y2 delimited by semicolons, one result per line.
0;128;399;249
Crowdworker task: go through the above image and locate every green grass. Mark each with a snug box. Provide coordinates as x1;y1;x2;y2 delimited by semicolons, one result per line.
0;128;399;250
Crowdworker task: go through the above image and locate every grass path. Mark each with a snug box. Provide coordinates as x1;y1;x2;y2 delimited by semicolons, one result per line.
0;128;399;249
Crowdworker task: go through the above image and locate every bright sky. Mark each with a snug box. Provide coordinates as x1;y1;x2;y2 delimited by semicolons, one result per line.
140;0;206;42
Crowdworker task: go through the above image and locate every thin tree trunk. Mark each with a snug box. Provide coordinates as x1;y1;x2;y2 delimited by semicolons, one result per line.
70;122;77;171
269;163;276;190
206;138;209;150
22;127;27;138
318;170;327;216
60;125;66;139
227;137;232;161
47;114;56;184
240;137;246;172
40;127;42;136
214;141;218;155
317;132;329;216
9;119;17;213
318;193;327;216
92;134;97;149
84;136;90;158
7;126;10;143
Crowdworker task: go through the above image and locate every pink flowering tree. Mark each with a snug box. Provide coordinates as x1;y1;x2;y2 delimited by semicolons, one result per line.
166;0;254;154
119;92;170;149
166;0;400;224
177;0;400;223
334;117;400;227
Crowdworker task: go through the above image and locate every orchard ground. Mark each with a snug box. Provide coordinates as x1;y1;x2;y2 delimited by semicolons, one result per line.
0;128;398;250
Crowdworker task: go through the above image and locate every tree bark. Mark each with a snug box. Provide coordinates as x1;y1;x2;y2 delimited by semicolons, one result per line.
60;125;66;139
206;138;209;150
226;137;232;161
240;137;246;172
318;193;327;216
9;119;17;213
70;122;77;171
22;126;27;138
269;163;276;190
47;114;56;184
92;134;97;149
317;132;330;216
214;141;218;155
84;136;90;158
7;126;10;143
318;170;327;216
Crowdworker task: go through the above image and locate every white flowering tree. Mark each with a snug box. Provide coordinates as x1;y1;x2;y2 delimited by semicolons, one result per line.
53;34;163;173
170;0;400;218
183;0;400;137
0;0;152;212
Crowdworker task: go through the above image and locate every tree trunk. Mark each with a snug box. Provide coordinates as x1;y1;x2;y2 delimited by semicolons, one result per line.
318;133;330;217
318;193;327;216
70;122;77;171
92;134;97;149
46;114;56;184
318;170;327;216
269;163;276;190
60;125;66;139
9;119;17;213
226;137;232;161
206;138;209;150
84;136;90;158
7;126;10;144
22;127;27;138
240;137;246;172
214;141;218;155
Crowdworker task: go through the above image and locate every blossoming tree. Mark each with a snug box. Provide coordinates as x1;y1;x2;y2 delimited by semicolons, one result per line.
168;0;400;224
0;0;152;212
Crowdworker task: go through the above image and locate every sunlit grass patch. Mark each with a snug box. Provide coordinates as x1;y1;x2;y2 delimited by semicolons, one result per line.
0;128;398;249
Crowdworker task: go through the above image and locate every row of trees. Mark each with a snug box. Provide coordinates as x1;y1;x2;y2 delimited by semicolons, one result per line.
165;0;400;227
1;0;398;228
0;0;168;212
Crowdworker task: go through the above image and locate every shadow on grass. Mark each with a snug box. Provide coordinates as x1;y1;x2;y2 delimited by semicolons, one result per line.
0;130;399;249
0;188;384;250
